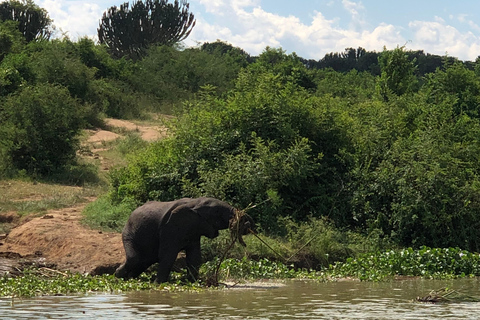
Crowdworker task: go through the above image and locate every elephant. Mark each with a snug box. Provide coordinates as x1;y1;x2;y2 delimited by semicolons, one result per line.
115;197;253;283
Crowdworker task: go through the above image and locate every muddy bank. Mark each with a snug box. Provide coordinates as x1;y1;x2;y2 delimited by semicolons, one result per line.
0;202;124;276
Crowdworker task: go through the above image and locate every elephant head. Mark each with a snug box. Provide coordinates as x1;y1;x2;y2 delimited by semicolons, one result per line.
192;197;236;232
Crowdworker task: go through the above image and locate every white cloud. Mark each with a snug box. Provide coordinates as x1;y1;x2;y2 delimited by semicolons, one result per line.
342;0;364;17
449;13;480;34
38;0;103;39
409;18;480;60
342;0;366;29
198;0;226;15
188;0;403;59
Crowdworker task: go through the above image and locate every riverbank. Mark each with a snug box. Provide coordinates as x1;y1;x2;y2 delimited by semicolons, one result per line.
2;117;480;299
0;117;167;277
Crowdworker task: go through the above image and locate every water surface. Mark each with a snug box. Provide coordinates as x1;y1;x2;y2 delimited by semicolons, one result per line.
1;278;480;319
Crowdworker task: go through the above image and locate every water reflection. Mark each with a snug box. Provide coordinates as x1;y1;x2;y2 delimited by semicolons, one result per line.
1;279;479;319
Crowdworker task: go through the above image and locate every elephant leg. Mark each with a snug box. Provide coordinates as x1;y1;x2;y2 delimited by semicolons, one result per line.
185;240;202;282
155;249;179;283
115;240;139;278
116;240;152;279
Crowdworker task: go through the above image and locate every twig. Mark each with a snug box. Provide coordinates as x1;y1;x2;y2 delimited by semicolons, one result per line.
212;237;237;286
39;267;68;277
248;229;287;261
286;234;318;262
242;198;271;212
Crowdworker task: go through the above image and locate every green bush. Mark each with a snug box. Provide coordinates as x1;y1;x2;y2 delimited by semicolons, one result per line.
0;51;33;96
202;257;298;281
0;84;83;177
349;93;480;251
107;69;350;233
201;217;371;270
128;45;243;106
0;20;24;63
115;132;149;156
82;196;137;232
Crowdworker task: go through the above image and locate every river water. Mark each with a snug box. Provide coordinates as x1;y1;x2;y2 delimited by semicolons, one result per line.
1;278;480;319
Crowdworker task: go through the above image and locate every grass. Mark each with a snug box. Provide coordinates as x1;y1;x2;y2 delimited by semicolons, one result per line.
0;180;101;215
82;196;137;231
0;179;102;234
200;217;375;271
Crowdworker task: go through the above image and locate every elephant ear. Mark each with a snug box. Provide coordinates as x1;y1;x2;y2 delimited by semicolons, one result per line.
168;205;218;239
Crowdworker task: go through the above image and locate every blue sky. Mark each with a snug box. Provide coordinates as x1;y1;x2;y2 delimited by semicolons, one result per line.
35;0;480;61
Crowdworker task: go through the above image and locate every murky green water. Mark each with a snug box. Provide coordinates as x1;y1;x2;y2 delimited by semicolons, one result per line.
1;278;480;319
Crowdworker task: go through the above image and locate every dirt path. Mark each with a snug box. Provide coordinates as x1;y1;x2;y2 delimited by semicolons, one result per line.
87;118;168;146
0;118;168;276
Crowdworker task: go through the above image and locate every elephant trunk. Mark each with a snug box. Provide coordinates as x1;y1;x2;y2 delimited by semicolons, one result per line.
229;209;255;247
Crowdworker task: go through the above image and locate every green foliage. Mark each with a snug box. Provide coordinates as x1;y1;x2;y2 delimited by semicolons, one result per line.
251;47;316;90
184;136;318;227
0;20;24;62
0;50;33;96
202;217;373;271
115;132;149;155
82;196;138;231
23;38;142;121
316;47;380;74
203;257;298;281
331;247;480;281
201;40;252;66
424;61;480;118
128;45;242;107
313;68;376;103
349;93;480;251
0;0;53;42
30;39;96;101
98;0;195;60
108;69;350;232
75;37;124;79
5;246;480;298
377;46;418;100
0;84;83;177
89;78;143;120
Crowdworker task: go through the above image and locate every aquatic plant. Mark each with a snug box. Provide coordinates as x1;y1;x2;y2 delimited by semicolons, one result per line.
330;246;480;281
0;269;202;298
202;257;299;282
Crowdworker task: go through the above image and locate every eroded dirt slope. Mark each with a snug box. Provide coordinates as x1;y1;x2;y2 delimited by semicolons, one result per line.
0;203;123;275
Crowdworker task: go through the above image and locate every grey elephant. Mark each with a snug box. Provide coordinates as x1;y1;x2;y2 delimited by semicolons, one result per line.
115;197;253;283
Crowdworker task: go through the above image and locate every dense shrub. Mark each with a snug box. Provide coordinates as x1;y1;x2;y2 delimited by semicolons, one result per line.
108;70;350;232
127;45;244;108
347;79;480;251
0;84;82;176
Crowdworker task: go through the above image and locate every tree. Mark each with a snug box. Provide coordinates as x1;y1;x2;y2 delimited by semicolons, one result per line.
98;0;195;60
0;20;24;62
0;0;53;42
424;61;480;118
377;46;418;101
